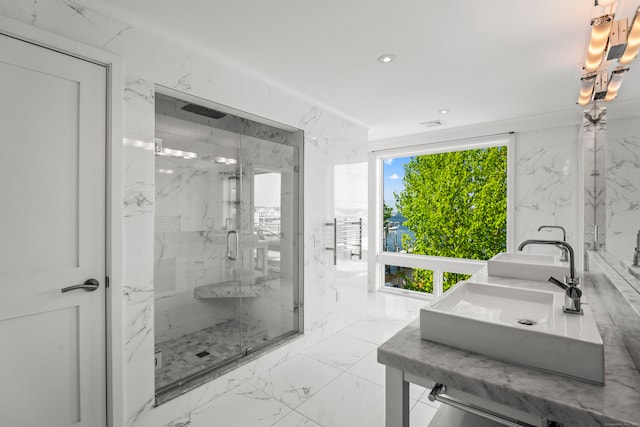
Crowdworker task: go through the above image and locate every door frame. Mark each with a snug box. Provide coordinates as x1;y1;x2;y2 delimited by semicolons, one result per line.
0;16;124;427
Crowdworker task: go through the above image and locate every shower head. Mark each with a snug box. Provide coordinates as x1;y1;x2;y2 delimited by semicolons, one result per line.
181;103;227;119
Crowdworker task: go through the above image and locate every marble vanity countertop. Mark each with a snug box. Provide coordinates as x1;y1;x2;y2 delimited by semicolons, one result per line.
378;272;640;427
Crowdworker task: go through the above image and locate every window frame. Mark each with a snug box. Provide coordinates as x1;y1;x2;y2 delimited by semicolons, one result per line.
368;134;515;297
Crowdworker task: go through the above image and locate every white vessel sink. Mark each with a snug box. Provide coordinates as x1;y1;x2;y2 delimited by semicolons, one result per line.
487;252;570;282
420;281;604;384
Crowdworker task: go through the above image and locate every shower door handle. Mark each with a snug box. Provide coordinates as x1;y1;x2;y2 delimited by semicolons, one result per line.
227;230;238;261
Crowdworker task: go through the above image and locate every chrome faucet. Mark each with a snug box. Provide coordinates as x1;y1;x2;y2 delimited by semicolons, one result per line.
517;239;579;286
518;239;582;314
537;225;569;262
634;230;640;267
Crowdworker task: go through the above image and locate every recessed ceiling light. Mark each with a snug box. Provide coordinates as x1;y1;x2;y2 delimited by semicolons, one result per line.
439;109;450;114
378;54;395;64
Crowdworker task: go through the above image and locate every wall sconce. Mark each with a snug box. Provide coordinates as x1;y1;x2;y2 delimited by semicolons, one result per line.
578;4;638;106
578;74;597;106
585;14;614;72
604;66;629;100
577;67;629;105
620;7;640;64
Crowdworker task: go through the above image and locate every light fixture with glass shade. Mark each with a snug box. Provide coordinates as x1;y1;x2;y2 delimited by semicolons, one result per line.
604;66;629;100
619;7;640;64
578;74;598;106
585;14;614;72
577;3;640;106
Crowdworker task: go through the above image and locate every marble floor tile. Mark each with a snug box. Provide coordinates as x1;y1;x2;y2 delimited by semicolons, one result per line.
411;385;428;406
176;382;291;427
411;401;439;426
295;372;386;427
340;317;407;345
156;264;439;427
365;292;427;323
294;370;437;427
271;410;322;427
249;354;343;409
302;332;377;371
347;349;426;402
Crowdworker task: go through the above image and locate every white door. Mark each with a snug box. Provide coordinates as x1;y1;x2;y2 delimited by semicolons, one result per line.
0;34;107;427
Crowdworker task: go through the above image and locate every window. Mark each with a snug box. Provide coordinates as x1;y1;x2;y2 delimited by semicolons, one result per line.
372;135;513;297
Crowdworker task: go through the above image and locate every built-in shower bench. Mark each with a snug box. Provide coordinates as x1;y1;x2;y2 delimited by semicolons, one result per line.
194;280;264;299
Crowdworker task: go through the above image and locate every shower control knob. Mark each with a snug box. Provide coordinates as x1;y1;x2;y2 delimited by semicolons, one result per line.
61;278;100;293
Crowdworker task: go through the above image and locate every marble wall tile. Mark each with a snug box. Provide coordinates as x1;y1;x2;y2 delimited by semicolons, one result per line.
514;125;580;255
0;0;129;49
606;116;640;262
124;78;155;139
122;139;155;383
121;76;156;423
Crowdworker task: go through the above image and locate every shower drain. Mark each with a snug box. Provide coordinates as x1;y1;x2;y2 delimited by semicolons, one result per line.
517;319;536;326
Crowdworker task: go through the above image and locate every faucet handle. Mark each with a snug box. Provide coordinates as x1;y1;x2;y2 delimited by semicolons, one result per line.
565;276;580;286
563;285;583;315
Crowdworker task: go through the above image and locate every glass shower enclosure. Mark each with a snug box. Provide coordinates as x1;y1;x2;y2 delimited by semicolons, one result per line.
153;90;303;400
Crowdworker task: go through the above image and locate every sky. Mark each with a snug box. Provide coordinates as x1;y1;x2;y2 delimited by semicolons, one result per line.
383;156;411;212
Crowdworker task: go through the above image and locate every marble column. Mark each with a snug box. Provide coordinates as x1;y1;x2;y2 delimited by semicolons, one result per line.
582;102;607;252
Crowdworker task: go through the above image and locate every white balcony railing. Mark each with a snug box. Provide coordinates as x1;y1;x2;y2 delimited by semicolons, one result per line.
377;252;486;297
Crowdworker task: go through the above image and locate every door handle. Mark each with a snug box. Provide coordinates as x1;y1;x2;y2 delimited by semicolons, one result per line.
227;230;238;261
61;278;100;293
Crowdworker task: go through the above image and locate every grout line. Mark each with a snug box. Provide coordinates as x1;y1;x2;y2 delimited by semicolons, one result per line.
281;408;324;427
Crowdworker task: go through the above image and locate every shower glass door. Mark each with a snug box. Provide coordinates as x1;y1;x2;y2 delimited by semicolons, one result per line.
238;135;301;355
154;91;302;401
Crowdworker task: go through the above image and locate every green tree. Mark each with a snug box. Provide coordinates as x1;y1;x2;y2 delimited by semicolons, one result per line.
383;202;393;227
395;146;507;292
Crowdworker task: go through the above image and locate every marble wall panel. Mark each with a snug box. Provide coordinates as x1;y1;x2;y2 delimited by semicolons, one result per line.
121;84;157;426
514;125;581;256
607;115;640;263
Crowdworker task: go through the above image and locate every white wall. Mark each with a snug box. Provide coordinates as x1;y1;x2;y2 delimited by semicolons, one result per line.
0;2;368;426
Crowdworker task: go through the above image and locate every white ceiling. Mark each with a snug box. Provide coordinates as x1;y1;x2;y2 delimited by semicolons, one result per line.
77;0;640;140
